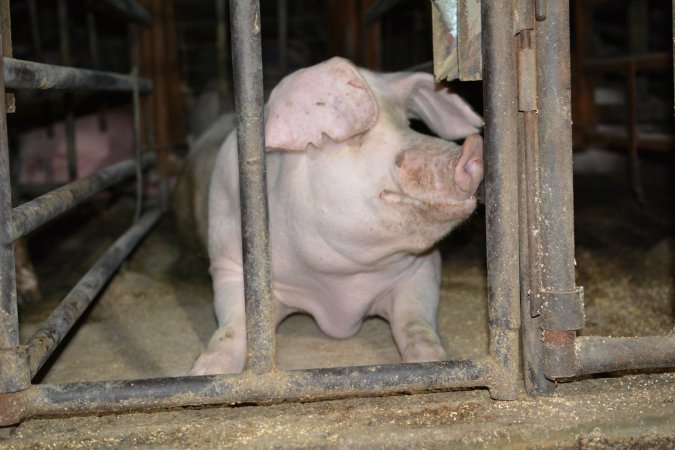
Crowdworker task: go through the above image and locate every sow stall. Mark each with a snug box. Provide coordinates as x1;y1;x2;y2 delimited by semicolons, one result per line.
0;0;673;425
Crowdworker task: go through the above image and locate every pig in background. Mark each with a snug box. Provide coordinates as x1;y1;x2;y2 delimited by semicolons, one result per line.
175;57;484;375
13;108;135;306
16;109;134;186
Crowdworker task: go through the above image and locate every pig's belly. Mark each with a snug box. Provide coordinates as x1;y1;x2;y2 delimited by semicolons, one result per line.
273;281;385;339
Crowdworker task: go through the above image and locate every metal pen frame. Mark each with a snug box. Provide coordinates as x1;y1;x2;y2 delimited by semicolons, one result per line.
1;0;673;426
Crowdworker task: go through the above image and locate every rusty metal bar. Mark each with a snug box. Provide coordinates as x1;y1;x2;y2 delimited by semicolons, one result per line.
87;6;108;132
574;335;675;376
12;155;155;241
0;28;28;394
58;0;78;181
535;0;583;380
131;66;144;222
3;58;153;93
26;209;162;378
481;0;520;401
516;19;555;395
0;358;495;425
230;0;276;374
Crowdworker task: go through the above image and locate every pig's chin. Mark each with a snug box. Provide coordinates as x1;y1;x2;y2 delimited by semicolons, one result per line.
379;189;477;222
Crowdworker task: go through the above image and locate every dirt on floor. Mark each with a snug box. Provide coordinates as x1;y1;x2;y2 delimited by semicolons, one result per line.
1;157;673;448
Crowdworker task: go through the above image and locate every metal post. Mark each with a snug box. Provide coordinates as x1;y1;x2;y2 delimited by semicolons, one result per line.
0;29;30;394
86;5;108;132
535;0;584;380
229;0;276;374
481;0;521;401
58;0;78;181
132;66;144;222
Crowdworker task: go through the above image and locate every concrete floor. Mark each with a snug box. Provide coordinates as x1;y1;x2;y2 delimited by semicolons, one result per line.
1;160;673;448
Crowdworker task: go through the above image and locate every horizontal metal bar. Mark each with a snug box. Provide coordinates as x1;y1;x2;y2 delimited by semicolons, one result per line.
3;58;153;93
26;209;163;378
92;0;152;25
574;334;675;376
12;155;155;241
0;358;495;425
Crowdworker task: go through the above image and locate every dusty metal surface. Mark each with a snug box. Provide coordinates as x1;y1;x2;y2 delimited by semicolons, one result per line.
575;335;675;375
12;155;155;241
230;0;276;375
0;359;495;426
432;0;482;82
3;58;153;93
0;29;23;393
480;0;520;401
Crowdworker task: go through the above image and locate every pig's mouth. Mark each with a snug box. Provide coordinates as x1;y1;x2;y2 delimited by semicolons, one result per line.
379;189;477;219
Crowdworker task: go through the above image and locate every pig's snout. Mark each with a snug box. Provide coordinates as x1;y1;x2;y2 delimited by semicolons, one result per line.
453;134;483;198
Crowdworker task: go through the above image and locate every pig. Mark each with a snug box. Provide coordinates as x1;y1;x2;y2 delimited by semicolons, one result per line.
181;57;484;375
16;110;134;186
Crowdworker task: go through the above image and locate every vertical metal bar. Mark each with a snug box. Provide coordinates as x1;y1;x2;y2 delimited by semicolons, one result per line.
229;0;276;374
277;0;288;78
536;0;579;379
87;6;108;132
514;24;556;395
131;65;144;222
0;31;18;353
481;0;520;400
0;28;29;393
27;0;43;60
58;0;78;181
215;0;229;113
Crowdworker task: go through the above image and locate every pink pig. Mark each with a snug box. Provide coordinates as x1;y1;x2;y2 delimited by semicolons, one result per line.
182;57;484;375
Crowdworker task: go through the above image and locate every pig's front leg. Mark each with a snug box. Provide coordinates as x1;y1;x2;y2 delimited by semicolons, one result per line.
381;251;447;363
189;267;247;376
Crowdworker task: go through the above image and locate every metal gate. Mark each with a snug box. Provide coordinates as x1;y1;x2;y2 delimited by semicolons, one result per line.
0;0;673;426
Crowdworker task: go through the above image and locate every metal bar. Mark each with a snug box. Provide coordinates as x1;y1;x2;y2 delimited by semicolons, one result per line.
131;65;144;222
27;0;43;60
481;0;520;401
575;335;675;376
3;58;153;93
516;23;555;395
230;0;275;374
1;358;495;425
91;0;152;25
26;209;162;377
58;0;78;181
536;0;581;379
87;6;108;132
12;155;155;241
0;28;30;392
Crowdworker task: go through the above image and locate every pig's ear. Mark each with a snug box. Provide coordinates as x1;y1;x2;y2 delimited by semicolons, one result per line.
384;72;483;140
264;57;378;151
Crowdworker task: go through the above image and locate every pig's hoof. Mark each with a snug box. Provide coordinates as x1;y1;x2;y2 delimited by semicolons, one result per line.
189;352;244;376
402;344;447;363
400;321;447;362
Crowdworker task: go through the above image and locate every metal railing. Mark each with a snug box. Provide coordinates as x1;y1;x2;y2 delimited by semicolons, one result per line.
0;0;161;409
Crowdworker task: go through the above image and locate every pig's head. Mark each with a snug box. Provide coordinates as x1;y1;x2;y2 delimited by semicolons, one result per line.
264;57;483;255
